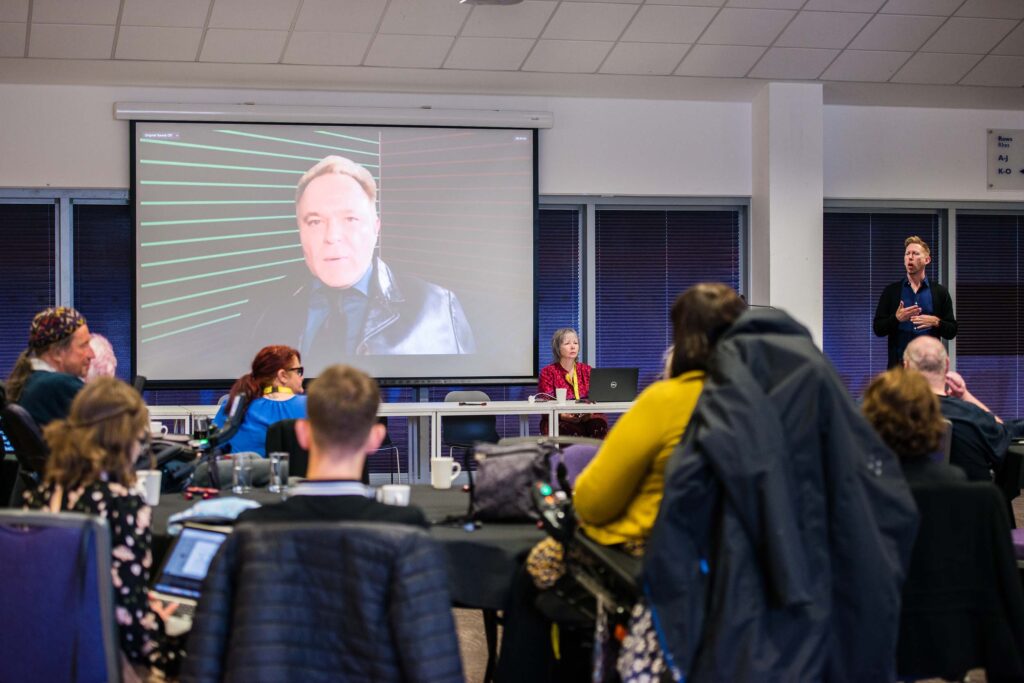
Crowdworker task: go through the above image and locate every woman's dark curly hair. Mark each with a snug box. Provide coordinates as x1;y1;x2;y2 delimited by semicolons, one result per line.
862;368;945;459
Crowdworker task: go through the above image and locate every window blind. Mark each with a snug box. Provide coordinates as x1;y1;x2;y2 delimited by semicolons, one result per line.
955;213;1022;419
594;208;741;391
822;212;941;398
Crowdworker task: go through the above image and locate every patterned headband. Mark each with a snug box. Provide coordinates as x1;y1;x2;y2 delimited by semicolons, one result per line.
29;307;86;350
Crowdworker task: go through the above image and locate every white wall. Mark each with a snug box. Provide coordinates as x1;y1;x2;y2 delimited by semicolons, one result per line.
0;84;752;196
824;105;1024;202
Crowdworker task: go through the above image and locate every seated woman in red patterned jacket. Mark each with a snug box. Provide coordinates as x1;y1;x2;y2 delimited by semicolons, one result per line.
537;327;608;438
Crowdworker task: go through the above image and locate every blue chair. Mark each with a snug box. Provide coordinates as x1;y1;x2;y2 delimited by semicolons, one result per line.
0;509;120;683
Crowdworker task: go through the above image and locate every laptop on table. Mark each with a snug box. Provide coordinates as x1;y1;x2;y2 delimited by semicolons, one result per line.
150;523;231;635
588;368;639;403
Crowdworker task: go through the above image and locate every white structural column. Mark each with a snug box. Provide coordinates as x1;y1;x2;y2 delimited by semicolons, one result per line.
750;82;824;347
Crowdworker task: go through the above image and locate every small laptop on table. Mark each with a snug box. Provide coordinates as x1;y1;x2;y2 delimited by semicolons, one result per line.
588;368;639;403
150;523;231;635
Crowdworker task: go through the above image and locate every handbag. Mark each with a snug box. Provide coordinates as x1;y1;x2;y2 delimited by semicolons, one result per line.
469;436;602;522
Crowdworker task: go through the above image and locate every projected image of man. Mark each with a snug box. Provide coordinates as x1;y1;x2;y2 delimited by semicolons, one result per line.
259;155;475;369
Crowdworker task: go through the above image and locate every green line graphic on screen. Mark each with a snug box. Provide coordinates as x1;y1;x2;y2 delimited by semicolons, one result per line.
142;243;300;268
141;313;242;344
142;257;306;288
215;129;382;162
314;130;380;146
142;300;248;329
140;214;294;227
142;229;298;247
138;138;323;163
141;181;295;189
141;200;293;206
142;275;287;308
139;160;306;174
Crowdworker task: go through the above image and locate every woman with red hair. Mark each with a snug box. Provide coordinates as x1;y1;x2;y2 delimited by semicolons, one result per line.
211;345;306;456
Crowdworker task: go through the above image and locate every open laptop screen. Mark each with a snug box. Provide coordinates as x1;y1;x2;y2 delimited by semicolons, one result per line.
152;525;229;600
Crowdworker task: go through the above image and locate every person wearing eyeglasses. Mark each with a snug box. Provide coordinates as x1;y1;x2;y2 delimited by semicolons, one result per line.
211;345;307;457
23;377;183;678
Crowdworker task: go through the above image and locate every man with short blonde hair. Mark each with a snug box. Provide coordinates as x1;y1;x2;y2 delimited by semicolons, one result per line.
874;235;957;368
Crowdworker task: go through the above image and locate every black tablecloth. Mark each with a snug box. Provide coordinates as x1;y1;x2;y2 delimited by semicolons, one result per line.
151;486;544;610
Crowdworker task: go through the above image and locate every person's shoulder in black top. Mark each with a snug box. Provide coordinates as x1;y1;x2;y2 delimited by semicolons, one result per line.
900;457;967;485
236;480;429;529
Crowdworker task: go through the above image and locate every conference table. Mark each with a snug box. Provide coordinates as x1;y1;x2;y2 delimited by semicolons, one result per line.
150;485;545;611
149;400;634;483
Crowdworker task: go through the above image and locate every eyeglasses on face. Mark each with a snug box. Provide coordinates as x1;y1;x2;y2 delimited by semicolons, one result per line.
287;366;304;376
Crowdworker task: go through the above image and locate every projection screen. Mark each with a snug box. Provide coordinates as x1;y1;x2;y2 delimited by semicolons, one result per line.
132;121;536;384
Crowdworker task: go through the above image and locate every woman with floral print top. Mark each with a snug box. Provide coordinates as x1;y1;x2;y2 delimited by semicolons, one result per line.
24;377;182;677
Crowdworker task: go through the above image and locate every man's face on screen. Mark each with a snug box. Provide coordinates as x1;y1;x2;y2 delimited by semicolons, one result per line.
297;173;380;289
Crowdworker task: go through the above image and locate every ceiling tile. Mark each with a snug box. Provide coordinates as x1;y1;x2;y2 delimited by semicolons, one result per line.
200;28;288;62
0;1;28;22
955;0;1024;19
804;0;886;10
461;1;556;39
821;49;910;80
993;21;1024;54
294;0;387;33
647;0;724;5
444;36;534;70
848;14;945;50
116;26;202;60
542;3;638;41
28;23;113;58
0;22;26;56
921;17;1016;54
891;52;982;83
748;46;839;78
31;0;119;25
209;0;299;30
620;5;718;43
675;43;765;75
699;8;796;45
775;11;871;48
561;0;642;3
726;0;804;8
122;0;210;27
599;41;689;74
960;54;1024;85
378;0;470;36
521;39;613;72
879;0;962;15
364;33;454;68
282;32;372;65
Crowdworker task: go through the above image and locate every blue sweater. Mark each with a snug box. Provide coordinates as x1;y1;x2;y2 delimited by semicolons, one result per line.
213;395;307;457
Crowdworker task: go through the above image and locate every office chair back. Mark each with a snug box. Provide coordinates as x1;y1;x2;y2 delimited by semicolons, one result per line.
897;481;1024;680
995;447;1023;530
0;402;49;477
938;418;953;464
442;391;500;449
265;418;369;484
0;509;120;683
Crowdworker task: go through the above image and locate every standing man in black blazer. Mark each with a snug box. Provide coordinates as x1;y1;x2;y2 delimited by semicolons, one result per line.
873;235;957;368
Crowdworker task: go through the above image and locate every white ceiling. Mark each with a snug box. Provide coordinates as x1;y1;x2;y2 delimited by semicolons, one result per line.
0;0;1022;106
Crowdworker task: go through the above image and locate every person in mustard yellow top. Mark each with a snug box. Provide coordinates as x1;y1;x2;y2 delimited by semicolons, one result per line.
574;282;747;549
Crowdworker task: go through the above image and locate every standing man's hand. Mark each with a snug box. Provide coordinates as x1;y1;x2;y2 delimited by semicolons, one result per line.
896;301;921;322
911;314;939;330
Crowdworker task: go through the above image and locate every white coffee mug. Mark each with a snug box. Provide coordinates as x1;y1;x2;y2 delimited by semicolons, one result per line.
136;469;162;506
430;457;462;489
377;484;411;506
149;420;168;436
555;387;568;404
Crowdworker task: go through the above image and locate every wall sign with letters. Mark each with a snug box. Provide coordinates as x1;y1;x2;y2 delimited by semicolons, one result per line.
988;129;1024;191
